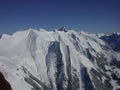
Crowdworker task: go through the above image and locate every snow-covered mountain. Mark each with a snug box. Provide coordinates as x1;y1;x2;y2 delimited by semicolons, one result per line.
100;32;120;51
0;28;120;90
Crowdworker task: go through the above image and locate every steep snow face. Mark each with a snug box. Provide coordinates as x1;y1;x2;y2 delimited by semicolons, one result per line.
0;29;120;90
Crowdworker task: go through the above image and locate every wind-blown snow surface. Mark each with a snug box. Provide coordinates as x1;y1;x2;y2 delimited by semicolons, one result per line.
0;29;120;90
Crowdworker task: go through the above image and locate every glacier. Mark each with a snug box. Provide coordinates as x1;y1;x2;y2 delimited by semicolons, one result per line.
0;28;120;90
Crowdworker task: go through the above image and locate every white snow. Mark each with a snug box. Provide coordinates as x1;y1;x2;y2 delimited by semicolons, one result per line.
0;28;120;90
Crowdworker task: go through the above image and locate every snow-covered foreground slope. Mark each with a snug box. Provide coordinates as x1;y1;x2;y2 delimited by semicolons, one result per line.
0;29;120;90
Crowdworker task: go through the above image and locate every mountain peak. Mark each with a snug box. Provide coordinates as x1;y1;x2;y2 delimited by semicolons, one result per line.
112;32;120;36
58;27;67;32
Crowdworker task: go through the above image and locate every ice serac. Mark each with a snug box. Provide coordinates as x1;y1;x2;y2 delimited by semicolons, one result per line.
0;29;120;90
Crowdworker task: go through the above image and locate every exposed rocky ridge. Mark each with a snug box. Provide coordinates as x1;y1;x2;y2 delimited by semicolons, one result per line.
0;72;12;90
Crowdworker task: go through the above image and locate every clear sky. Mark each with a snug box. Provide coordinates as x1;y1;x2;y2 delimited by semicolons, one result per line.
0;0;120;34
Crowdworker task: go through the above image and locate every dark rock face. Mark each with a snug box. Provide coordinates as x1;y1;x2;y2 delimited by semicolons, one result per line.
46;41;65;90
22;67;51;90
90;69;113;90
0;34;2;38
111;73;120;85
0;72;12;90
110;58;120;68
81;67;94;90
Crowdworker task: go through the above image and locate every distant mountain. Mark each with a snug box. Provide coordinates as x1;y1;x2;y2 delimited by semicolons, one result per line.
0;28;120;90
100;32;120;51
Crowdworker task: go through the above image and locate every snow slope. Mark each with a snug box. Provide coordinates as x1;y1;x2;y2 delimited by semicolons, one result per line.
0;28;120;90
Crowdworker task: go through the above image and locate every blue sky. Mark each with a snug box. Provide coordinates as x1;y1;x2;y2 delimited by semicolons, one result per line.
0;0;120;34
